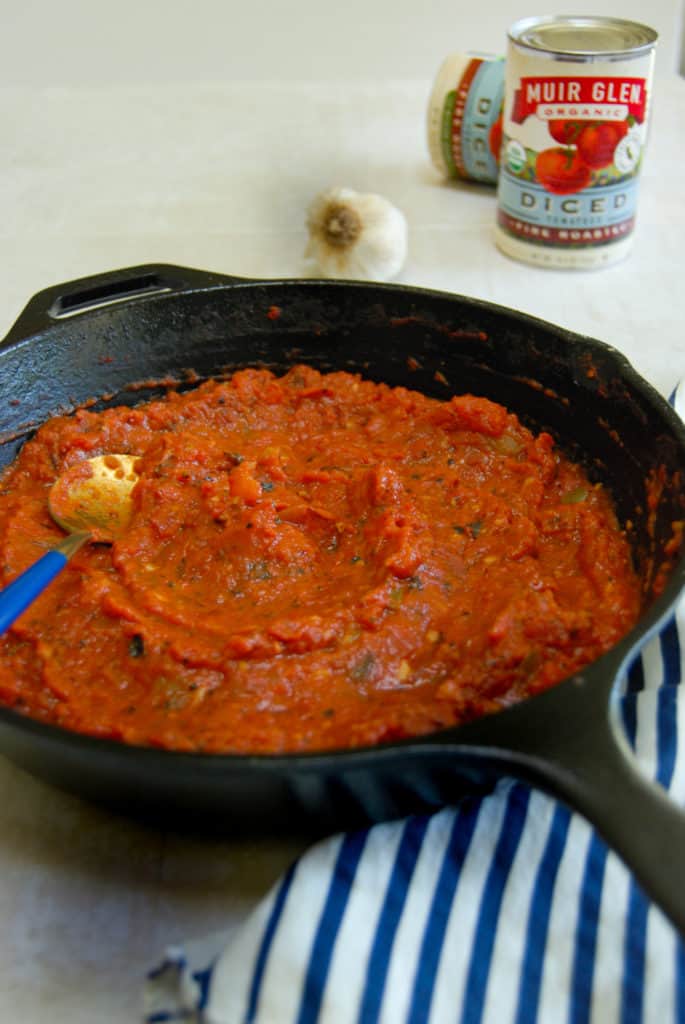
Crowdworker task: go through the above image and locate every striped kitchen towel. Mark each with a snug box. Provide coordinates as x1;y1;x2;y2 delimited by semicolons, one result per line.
144;389;685;1024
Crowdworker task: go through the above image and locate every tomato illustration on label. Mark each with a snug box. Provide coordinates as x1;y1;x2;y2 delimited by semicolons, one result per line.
576;121;629;168
548;120;586;145
535;147;592;194
488;111;503;164
533;117;634;194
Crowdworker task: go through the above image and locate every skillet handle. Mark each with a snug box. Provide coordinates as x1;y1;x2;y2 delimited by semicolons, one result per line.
459;643;685;934
0;263;248;349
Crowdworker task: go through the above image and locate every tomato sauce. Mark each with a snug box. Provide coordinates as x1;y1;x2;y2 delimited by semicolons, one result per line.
0;366;641;753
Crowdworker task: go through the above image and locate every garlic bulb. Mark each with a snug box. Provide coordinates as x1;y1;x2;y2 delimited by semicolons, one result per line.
305;187;408;282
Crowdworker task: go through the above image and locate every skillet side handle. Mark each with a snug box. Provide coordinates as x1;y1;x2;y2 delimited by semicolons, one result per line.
535;724;685;935
0;264;249;350
463;650;685;934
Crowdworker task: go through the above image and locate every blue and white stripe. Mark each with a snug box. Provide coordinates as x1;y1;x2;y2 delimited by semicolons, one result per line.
145;392;685;1024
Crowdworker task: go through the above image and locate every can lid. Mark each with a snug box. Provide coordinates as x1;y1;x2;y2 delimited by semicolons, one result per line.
509;16;657;60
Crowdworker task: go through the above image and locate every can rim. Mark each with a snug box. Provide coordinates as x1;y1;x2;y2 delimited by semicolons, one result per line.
508;15;658;60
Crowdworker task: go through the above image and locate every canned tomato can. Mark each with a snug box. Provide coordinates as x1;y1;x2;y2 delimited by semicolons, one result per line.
494;16;657;269
427;53;505;185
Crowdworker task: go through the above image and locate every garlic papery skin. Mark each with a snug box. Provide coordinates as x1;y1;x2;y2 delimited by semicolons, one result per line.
305;187;408;282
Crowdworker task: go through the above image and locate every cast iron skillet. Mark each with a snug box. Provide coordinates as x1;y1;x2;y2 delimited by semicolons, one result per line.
1;264;684;932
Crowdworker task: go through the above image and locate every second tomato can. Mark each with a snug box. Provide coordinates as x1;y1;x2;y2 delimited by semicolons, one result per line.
494;16;657;270
427;53;505;185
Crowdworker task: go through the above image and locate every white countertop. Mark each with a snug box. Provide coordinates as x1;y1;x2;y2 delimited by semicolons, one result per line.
1;3;685;1020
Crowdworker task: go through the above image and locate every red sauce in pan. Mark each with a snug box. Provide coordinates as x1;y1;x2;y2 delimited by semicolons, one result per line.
0;366;641;753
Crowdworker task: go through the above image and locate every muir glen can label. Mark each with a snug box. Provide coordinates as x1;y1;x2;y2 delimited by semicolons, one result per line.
427;53;505;185
494;16;657;269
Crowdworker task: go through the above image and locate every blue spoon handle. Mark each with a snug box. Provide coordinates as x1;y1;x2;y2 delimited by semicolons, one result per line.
0;534;88;635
